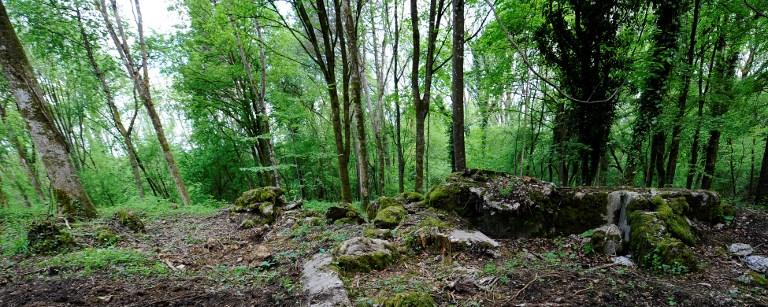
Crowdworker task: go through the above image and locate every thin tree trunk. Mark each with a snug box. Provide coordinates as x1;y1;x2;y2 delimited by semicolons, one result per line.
451;0;466;171
76;8;145;198
393;0;404;193
97;0;191;206
0;1;96;219
665;0;701;185
343;0;370;206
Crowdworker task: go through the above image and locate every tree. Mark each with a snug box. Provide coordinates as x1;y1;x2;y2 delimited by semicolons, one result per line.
411;0;447;192
0;0;96;219
535;0;628;185
343;0;371;206
96;0;192;206
451;0;466;171
624;0;684;187
756;134;768;204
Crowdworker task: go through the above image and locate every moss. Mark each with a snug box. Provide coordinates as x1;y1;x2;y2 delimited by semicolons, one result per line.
240;218;261;229
722;203;736;218
656;199;696;245
416;216;450;230
114;209;145;232
367;197;403;220
27;220;76;255
258;203;277;224
628;211;697;273
554;191;608;235
749;271;767;288
627;196;655;212
377;291;436;307
425;183;481;217
363;227;393;239
399;192;424;204
233;187;284;212
336;250;396;272
666;197;690;215
333;217;363;225
373;205;407;229
95;227;120;246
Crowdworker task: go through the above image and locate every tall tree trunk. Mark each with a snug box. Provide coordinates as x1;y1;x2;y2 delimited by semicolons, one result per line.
393;0;405;193
97;0;191;206
0;1;96;219
665;0;701;185
76;8;145;198
343;0;369;206
451;0;466;171
755;134;768;204
369;3;387;195
411;0;445;193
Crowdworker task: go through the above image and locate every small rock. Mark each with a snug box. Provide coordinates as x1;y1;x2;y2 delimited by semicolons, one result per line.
728;243;753;257
325;204;364;224
302;253;351;306
591;224;623;255
284;200;303;211
744;255;768;273
714;223;725;230
252;244;271;260
448;229;500;256
612;256;634;267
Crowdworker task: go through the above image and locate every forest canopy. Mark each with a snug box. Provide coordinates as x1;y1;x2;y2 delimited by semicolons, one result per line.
0;0;766;216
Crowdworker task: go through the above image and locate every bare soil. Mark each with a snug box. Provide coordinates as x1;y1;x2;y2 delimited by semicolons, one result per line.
1;206;766;306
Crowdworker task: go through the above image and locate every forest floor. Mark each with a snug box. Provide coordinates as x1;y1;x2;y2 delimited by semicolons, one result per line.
0;202;767;306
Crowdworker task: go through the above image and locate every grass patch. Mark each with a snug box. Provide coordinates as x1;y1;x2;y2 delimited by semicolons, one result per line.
38;247;168;277
302;200;337;213
99;196;222;220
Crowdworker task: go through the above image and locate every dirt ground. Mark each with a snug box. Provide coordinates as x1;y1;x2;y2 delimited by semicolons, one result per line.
1;206;766;306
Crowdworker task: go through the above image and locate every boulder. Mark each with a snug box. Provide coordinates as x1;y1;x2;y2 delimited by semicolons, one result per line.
27;220;76;255
302;253;351;306
233;186;285;213
613;256;635;267
373;205;407;229
334;237;398;272
363;227;394;240
729;243;754;257
447;229;500;255
424;169;723;239
591;224;623;255
744;255;768;273
366;197;403;220
325;204;364;224
628;211;697;273
376;291;436;307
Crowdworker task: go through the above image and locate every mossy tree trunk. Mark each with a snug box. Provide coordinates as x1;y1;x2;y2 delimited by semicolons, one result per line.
0;1;96;219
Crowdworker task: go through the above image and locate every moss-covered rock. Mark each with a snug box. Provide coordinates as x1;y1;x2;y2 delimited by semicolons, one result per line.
95;227;120;246
377;291;436;307
373;205;407;229
334;237;398;272
367;197;403;220
398;192;424;204
28;220;76;255
233;186;284;212
240;218;261;229
325;204;364;224
590;224;622;255
363;227;393;239
655;198;697;245
628;211;697;273
114;209;145;232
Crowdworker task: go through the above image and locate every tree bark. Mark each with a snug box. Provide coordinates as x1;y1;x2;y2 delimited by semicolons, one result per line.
0;1;96;219
451;0;466;171
393;0;405;193
97;0;191;206
343;0;370;206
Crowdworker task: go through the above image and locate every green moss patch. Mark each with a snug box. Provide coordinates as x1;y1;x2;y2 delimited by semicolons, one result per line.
114;209;145;232
628;211;697;274
373;205;407;229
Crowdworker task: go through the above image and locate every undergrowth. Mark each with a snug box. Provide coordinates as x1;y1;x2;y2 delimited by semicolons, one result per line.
38;247;169;277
